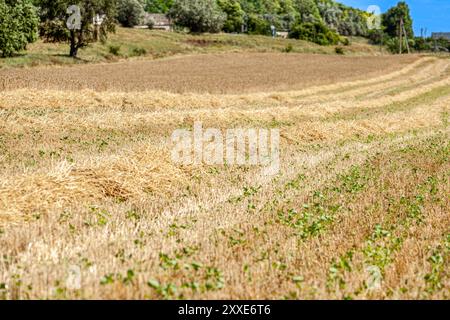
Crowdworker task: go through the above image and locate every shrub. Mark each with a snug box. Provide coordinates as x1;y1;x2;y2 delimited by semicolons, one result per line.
247;14;270;36
341;37;350;46
117;0;145;28
335;46;344;55
435;38;450;52
385;37;410;54
0;0;39;57
385;37;397;53
108;45;121;56
147;18;155;30
289;21;340;46
283;43;294;53
367;29;385;45
168;0;226;33
412;38;430;52
131;47;147;56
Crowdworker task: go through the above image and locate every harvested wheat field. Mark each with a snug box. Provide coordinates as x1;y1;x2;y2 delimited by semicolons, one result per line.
0;53;418;93
0;53;449;300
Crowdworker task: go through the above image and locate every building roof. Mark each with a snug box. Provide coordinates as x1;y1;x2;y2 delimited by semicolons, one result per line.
143;13;171;26
432;32;450;40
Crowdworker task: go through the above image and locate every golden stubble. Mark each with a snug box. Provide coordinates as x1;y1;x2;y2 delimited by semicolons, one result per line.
0;54;448;299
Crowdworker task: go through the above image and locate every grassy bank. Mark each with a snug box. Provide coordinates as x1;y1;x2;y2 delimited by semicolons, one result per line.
0;27;384;69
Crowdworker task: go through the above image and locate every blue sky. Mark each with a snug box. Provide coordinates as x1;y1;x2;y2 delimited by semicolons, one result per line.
339;0;450;36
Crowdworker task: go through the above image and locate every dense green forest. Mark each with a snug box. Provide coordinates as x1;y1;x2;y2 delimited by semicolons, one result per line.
143;0;422;48
145;0;371;37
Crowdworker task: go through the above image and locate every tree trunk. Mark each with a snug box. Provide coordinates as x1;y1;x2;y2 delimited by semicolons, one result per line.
69;30;78;58
93;25;99;42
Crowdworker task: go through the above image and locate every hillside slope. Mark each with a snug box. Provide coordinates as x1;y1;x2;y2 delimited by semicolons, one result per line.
0;27;385;69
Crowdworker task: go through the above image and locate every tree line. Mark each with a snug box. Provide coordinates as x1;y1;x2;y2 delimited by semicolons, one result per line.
1;0;448;58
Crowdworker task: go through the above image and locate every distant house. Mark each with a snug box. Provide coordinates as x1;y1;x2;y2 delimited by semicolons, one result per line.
143;13;172;31
276;31;289;39
431;32;450;41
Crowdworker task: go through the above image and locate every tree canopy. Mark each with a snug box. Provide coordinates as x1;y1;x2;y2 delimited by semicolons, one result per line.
0;0;39;57
168;0;226;33
144;0;173;13
117;0;145;27
160;0;372;37
34;0;117;57
382;1;414;38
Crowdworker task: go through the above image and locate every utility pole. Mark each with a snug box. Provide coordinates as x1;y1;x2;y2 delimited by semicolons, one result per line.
402;20;410;53
398;17;410;54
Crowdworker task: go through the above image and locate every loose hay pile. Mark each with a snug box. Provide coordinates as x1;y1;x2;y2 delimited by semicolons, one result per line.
0;145;193;224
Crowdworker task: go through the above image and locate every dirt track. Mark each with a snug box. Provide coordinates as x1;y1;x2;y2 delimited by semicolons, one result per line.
0;53;418;93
